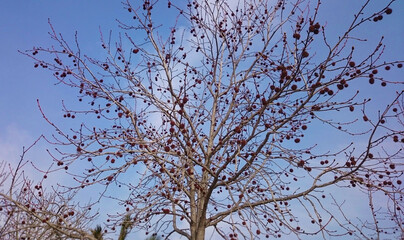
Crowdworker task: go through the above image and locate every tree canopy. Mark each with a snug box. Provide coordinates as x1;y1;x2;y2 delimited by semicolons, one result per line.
4;0;403;239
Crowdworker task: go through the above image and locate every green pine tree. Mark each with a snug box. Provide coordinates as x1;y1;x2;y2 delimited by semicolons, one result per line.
91;225;103;240
145;235;161;240
118;215;132;240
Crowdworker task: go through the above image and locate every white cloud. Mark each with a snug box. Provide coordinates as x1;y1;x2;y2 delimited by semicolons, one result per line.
0;124;34;166
0;124;70;185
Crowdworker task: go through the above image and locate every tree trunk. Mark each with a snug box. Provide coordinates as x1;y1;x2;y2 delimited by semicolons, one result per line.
190;201;206;240
195;226;205;240
191;220;206;240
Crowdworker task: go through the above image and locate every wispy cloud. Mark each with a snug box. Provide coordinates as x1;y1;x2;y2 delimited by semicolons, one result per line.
0;124;34;166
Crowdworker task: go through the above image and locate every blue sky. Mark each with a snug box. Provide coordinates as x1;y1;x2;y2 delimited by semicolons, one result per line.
1;0;402;142
0;0;403;239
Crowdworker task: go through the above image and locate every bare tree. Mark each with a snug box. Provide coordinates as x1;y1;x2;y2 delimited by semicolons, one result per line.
22;0;403;239
0;139;98;240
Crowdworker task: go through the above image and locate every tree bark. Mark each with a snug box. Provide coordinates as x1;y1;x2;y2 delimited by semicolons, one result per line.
191;218;206;240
